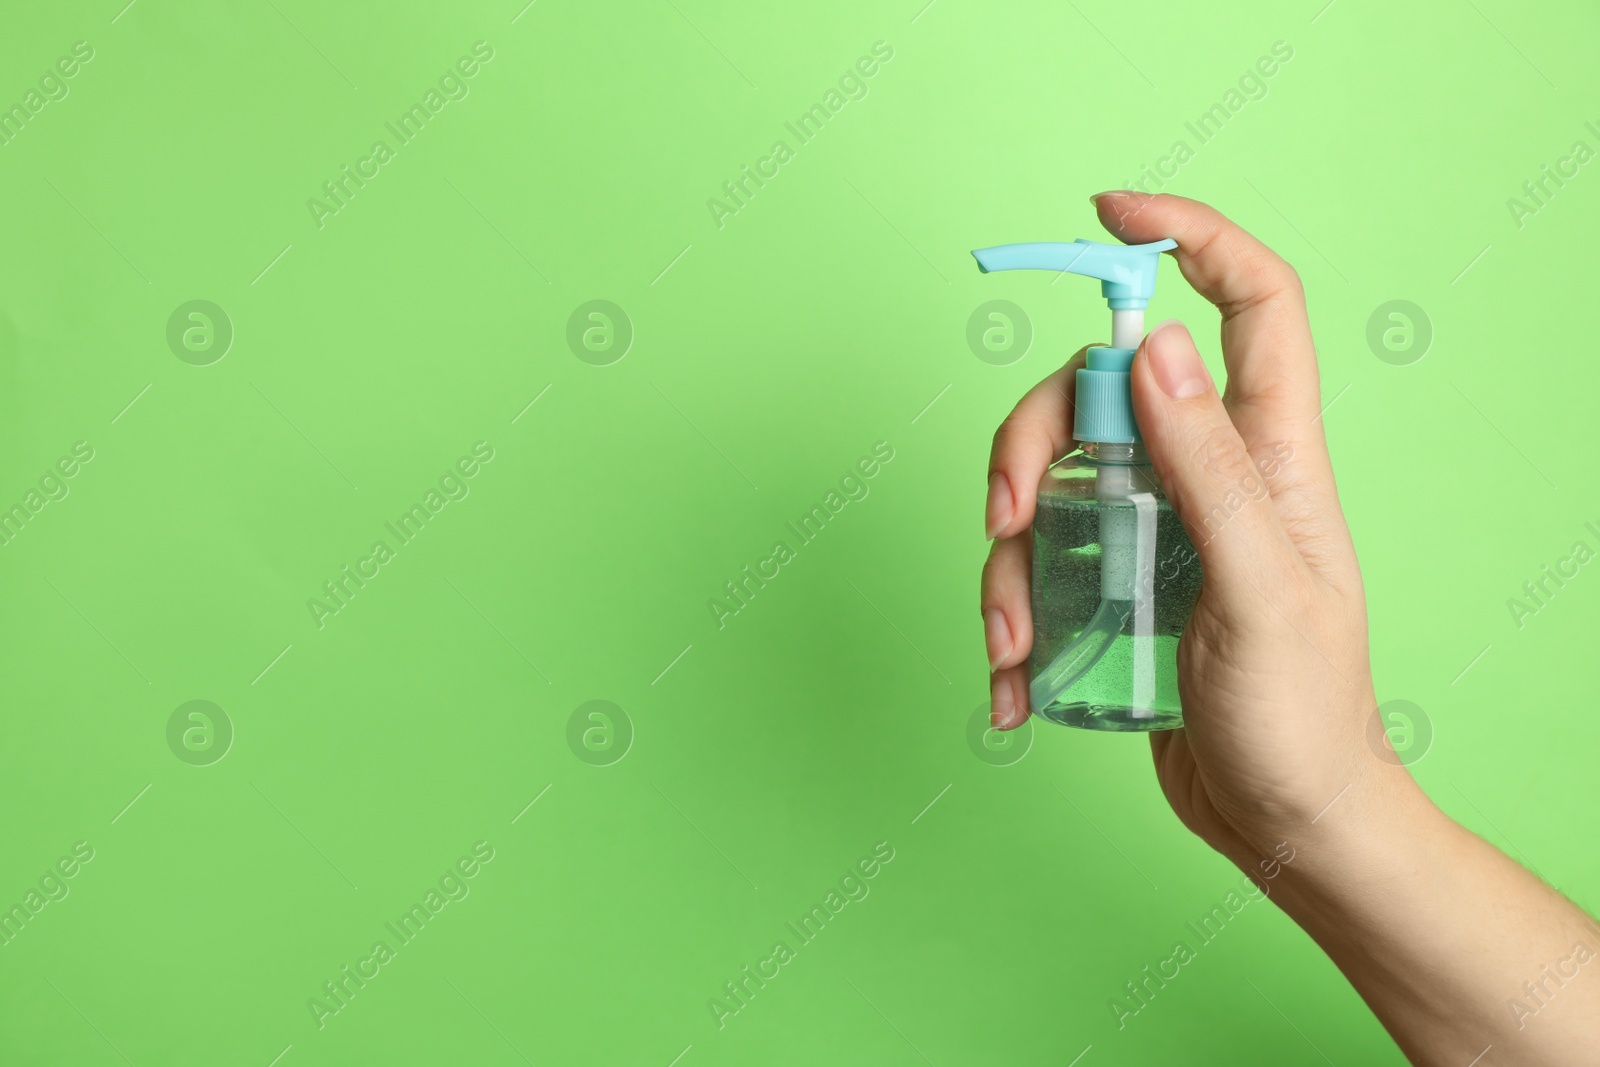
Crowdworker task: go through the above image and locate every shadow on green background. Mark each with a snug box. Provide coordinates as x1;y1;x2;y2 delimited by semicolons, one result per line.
0;1;1594;1063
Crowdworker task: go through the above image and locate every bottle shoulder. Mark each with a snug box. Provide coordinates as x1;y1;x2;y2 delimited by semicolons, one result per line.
1036;451;1168;504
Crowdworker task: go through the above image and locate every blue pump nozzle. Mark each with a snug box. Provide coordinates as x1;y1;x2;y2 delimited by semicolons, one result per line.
970;235;1177;443
970;238;1176;310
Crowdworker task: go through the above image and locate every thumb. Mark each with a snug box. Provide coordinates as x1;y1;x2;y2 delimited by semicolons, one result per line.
1130;321;1294;588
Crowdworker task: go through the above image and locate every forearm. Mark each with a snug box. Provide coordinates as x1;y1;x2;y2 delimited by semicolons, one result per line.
1254;772;1600;1065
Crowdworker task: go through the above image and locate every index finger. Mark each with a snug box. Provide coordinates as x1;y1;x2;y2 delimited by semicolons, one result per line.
1092;191;1322;431
1092;192;1347;553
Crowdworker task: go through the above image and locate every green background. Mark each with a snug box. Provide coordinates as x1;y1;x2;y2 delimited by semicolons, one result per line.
1;0;1596;1063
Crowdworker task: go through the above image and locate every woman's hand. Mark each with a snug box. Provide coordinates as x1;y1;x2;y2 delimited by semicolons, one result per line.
983;191;1406;863
981;193;1600;1066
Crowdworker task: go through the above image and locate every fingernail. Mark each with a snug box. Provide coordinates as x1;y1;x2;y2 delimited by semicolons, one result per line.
990;675;1015;729
985;471;1012;540
983;607;1012;670
1090;190;1135;205
1144;320;1211;400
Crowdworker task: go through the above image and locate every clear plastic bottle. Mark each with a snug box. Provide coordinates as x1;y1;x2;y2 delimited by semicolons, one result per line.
971;236;1194;732
1029;442;1201;731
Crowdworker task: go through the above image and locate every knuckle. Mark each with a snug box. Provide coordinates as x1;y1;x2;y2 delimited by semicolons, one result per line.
981;537;1032;602
1245;246;1302;294
1223;247;1303;315
980;554;1002;599
989;414;1017;458
1173;423;1273;552
1246;440;1296;483
1279;261;1306;296
991;413;1049;465
1193;423;1253;484
980;540;1002;585
979;542;1016;602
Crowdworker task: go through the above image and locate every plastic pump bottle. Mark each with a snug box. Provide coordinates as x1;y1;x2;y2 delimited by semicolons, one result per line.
971;238;1202;731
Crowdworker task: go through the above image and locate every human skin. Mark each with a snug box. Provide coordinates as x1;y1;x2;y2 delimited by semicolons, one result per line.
978;191;1600;1064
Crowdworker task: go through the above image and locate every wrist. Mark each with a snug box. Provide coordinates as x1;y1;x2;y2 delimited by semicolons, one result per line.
1240;764;1450;924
